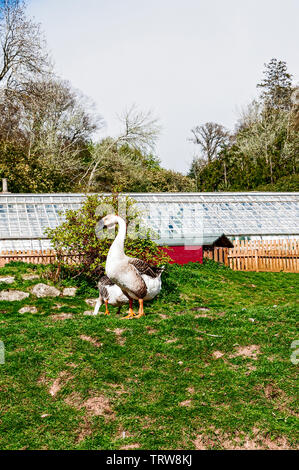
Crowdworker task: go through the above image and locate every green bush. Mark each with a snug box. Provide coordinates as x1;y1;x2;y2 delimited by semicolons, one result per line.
45;194;171;280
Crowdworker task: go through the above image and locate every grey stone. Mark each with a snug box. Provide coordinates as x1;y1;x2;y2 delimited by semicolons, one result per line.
31;283;60;298
85;298;97;307
0;276;15;284
0;290;30;301
62;287;77;297
19;306;38;314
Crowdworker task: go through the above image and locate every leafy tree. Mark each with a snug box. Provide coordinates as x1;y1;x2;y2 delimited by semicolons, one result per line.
188;59;299;192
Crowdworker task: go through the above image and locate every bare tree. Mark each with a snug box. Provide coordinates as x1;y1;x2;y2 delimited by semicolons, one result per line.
189;122;229;162
0;0;51;87
0;77;102;175
235;100;262;132
83;105;161;191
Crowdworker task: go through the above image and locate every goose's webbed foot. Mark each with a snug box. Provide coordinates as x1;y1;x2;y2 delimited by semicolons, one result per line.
104;300;110;315
122;299;136;319
122;308;135;319
134;299;145;318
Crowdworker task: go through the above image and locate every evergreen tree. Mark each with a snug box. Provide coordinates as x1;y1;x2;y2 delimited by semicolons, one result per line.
257;58;293;111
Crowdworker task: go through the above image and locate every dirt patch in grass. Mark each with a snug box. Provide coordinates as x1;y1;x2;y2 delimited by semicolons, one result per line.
180;399;192;407
165;338;178;344
256;383;298;417
212;351;225;359
146;327;157;334
65;392;115;419
65;392;83;409
48;371;73;396
80;335;102;348
245;364;257;375
187;387;195;394
159;314;169;320
65;392;115;442
193;427;294;450
51;313;73;321
83;396;114;417
107;328;127;346
230;344;261;360
119;443;140;450
38;371;73;396
176;306;210;315
195;309;225;319
214;311;226;317
77;416;93;443
53;303;63;309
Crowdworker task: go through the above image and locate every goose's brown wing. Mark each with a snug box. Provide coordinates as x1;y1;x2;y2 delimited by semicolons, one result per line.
98;275;115;288
129;258;164;278
98;275;115;300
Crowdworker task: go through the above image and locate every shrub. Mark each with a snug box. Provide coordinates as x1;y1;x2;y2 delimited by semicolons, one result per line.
45;193;171;280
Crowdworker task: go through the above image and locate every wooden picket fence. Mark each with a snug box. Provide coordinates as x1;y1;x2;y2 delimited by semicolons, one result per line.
0;249;84;268
1;240;299;272
204;239;299;272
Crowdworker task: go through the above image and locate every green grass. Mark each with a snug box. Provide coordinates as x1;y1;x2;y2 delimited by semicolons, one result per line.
0;260;298;450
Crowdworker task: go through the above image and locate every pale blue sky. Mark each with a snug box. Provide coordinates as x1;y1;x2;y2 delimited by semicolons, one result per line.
28;0;298;173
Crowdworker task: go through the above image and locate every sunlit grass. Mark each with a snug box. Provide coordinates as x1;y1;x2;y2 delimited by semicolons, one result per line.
0;260;298;449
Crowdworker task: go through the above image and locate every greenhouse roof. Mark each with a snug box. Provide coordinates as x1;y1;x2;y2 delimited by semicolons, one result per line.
0;192;298;250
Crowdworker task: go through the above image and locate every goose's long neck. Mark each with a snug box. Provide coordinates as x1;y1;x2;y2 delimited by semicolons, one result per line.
107;216;127;260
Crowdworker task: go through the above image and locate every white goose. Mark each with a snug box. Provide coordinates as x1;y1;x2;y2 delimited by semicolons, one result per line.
97;214;164;319
93;275;129;316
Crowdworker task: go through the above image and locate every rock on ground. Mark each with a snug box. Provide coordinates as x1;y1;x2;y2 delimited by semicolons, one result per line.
85;298;97;307
62;287;77;297
0;276;15;284
0;290;30;301
19;306;38;314
22;274;40;281
31;283;60;298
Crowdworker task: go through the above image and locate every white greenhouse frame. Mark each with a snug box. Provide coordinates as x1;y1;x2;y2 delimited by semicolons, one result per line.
0;192;298;251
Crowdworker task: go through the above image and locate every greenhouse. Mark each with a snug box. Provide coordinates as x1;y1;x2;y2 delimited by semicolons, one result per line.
0;192;298;252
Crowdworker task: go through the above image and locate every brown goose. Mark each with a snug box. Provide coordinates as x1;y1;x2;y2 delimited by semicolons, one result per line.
97;214;164;318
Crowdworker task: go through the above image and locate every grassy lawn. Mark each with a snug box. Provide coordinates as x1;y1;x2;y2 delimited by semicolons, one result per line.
0;260;298;450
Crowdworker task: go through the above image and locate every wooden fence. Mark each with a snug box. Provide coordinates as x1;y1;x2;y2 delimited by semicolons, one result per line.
0;250;84;268
1;240;299;272
205;239;299;272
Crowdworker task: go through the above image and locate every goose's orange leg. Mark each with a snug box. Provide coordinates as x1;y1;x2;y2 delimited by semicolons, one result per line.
134;299;145;318
122;299;135;319
104;300;110;315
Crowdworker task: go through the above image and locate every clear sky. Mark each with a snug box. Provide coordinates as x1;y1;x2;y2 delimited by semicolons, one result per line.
28;0;298;173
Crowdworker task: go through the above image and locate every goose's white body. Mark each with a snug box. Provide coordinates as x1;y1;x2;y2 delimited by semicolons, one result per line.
93;276;128;315
104;216;163;303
